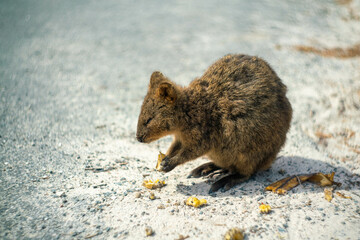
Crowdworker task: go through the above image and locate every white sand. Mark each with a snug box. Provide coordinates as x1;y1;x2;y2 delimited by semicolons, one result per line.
62;1;360;238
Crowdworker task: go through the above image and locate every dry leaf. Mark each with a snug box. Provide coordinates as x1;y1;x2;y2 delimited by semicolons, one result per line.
156;152;166;170
336;192;352;199
265;172;340;194
308;172;337;187
315;131;333;139
324;187;333;202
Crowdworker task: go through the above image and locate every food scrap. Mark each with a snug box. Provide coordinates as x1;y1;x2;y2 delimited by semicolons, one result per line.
224;228;244;240
324;187;333;202
259;204;271;214
336;192;352;199
149;192;156;200
185;196;207;208
156;152;166;170
143;179;166;189
145;227;154;237
265;172;341;195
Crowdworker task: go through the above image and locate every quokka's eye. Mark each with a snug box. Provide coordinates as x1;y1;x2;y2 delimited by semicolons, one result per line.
145;117;153;126
158;104;166;110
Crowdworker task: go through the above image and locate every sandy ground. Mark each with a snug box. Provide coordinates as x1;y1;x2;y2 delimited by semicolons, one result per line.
1;0;360;239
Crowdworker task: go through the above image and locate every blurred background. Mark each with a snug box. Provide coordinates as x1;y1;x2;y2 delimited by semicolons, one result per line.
1;0;359;239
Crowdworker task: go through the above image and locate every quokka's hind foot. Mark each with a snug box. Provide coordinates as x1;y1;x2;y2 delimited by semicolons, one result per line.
187;162;221;178
209;173;250;193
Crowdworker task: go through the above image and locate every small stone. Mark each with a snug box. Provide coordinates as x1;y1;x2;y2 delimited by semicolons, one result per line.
157;204;165;209
257;196;264;201
134;192;141;198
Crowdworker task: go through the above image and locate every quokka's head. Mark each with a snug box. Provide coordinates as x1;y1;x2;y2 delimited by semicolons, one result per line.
136;71;180;143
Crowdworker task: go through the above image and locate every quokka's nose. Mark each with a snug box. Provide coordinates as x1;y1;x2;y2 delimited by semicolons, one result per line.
136;135;144;143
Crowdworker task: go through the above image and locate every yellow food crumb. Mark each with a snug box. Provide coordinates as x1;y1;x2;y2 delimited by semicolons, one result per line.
224;228;244;240
145;227;154;236
143;179;166;189
186;196;207;208
156;152;166;170
259;204;271;214
149;192;156;200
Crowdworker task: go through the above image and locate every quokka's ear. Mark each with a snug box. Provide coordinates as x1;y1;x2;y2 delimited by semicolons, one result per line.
150;71;166;88
156;82;177;104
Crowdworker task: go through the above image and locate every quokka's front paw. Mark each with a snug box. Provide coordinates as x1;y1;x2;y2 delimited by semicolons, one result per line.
159;156;176;172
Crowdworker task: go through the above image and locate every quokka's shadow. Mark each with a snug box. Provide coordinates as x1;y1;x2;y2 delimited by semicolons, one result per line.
175;156;360;197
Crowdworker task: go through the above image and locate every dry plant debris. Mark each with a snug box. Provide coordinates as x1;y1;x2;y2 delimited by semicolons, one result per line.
175;235;190;240
259;204;272;214
265;172;341;194
156;152;166;170
324;187;334;202
336;0;353;4
185;196;207;208
336;192;352;199
143;179;166;189
224;228;244;240
294;43;360;58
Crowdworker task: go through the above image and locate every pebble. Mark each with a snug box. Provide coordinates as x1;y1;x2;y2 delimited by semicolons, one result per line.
134;192;141;198
257;196;264;201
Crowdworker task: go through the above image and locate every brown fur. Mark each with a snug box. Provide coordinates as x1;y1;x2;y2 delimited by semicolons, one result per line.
136;54;292;189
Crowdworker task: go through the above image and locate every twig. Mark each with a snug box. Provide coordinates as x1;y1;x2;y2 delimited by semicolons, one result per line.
295;175;303;187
